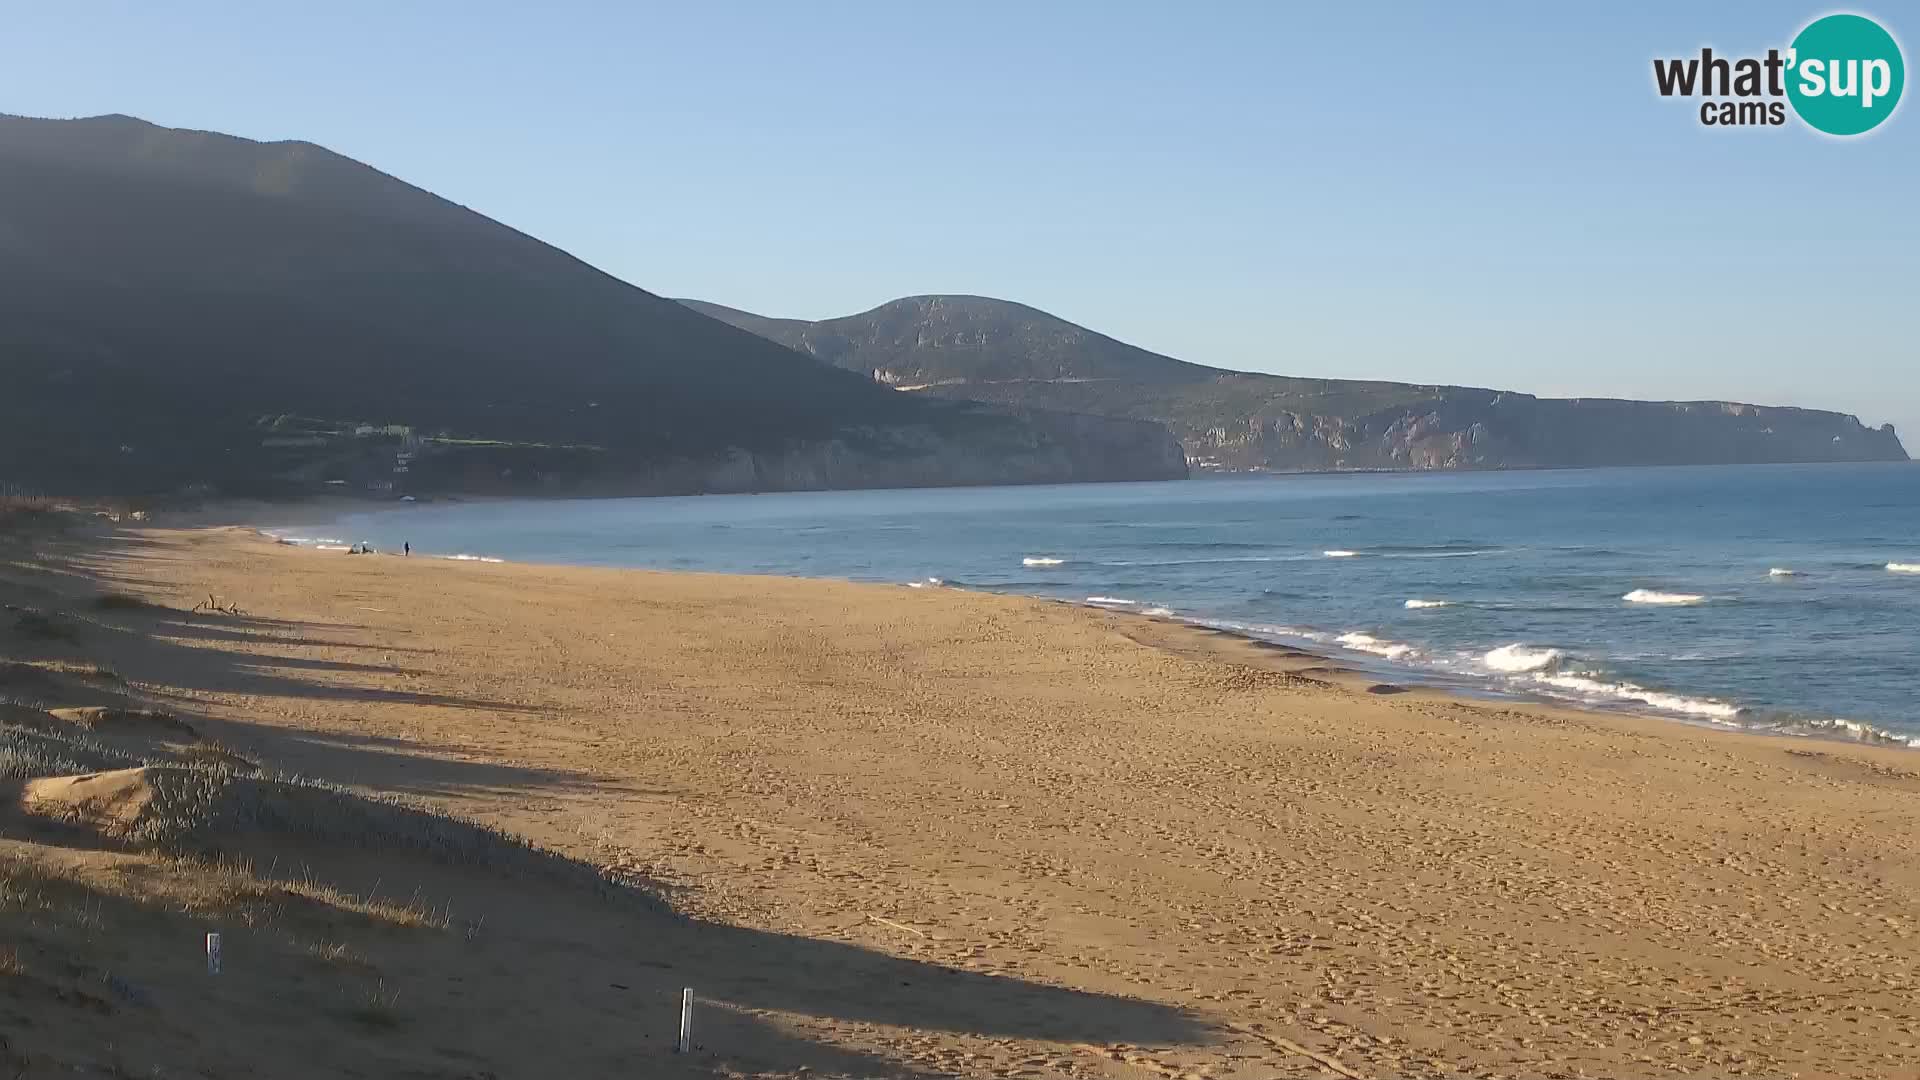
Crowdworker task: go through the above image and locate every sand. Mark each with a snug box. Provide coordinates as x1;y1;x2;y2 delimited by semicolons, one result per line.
7;522;1920;1079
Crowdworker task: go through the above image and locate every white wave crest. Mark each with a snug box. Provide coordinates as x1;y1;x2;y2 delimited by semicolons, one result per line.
1323;550;1358;558
314;544;352;552
1529;672;1742;722
1798;717;1916;745
1085;596;1137;606
1403;599;1451;609
1335;631;1416;660
1768;568;1800;577
906;577;945;589
1483;643;1562;673
1888;562;1920;574
443;554;505;563
1142;606;1175;617
1623;589;1705;605
1190;618;1335;644
1022;556;1065;567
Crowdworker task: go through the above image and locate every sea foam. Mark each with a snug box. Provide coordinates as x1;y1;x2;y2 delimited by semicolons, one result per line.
1888;562;1920;574
1768;568;1800;577
1335;631;1416;660
1529;672;1743;722
1623;589;1705;605
1085;596;1137;606
1323;549;1359;558
1483;643;1562;673
1404;599;1451;609
1022;556;1065;567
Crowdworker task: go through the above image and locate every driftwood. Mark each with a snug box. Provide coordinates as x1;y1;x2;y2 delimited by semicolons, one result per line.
189;594;245;618
865;914;928;938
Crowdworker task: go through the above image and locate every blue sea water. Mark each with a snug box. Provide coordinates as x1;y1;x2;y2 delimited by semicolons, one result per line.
275;463;1920;745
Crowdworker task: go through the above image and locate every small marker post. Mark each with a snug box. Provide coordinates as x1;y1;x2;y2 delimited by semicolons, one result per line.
677;987;694;1053
206;932;222;975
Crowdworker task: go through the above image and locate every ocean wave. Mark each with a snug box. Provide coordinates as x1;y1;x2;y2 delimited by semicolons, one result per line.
1483;643;1562;673
443;554;505;563
1022;556;1065;567
1335;631;1417;660
1888;562;1920;575
1403;599;1451;609
1796;717;1919;747
906;577;945;588
1189;618;1334;644
1768;568;1800;577
1101;554;1316;568
1623;589;1705;606
1371;543;1497;558
1323;547;1494;560
1529;672;1743;722
1085;596;1137;606
1141;540;1273;551
314;544;352;552
1142;606;1175;617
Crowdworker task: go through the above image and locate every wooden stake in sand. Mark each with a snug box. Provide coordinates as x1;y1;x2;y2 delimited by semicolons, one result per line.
206;932;222;975
677;988;694;1053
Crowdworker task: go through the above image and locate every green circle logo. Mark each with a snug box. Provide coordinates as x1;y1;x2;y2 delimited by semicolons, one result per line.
1787;13;1905;135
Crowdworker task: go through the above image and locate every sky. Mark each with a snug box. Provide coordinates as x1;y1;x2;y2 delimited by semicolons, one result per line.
5;2;1916;441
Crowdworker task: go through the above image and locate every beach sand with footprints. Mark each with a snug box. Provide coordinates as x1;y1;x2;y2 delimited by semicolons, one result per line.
5;521;1919;1079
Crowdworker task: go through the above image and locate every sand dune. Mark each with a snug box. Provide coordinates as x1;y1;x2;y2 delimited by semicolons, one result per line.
5;522;1920;1079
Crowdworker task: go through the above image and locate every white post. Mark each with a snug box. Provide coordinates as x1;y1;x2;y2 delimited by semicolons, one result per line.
206;932;222;975
677;988;694;1053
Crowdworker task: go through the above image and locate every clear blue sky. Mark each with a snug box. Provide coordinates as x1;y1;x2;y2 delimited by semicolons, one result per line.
6;2;1916;441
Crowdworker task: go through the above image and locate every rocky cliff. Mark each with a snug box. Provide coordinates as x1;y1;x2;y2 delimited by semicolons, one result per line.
686;296;1909;472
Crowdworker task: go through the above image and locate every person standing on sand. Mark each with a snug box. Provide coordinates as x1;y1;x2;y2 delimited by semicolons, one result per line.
404;542;410;557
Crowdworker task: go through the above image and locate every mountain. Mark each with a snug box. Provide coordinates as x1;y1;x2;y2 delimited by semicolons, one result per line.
678;296;1214;386
682;296;1910;471
0;115;1185;497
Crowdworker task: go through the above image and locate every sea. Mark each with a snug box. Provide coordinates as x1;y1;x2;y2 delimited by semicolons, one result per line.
270;462;1920;747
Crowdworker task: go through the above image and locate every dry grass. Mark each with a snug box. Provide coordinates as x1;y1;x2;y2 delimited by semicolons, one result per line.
10;657;124;683
1;721;135;779
305;940;376;970
336;980;406;1030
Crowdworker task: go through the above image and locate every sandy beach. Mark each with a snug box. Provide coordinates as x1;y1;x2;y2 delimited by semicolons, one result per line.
6;521;1920;1079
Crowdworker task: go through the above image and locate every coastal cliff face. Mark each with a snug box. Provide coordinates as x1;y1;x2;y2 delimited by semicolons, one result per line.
592;412;1189;495
685;296;1910;472
1122;387;1909;471
639;415;1178;495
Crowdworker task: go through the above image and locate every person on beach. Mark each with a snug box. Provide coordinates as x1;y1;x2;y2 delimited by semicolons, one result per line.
404;542;410;557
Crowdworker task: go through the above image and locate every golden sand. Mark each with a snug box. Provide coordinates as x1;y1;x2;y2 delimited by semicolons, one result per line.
6;523;1919;1078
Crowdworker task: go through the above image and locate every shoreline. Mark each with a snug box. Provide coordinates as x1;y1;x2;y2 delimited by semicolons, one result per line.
254;518;1920;754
